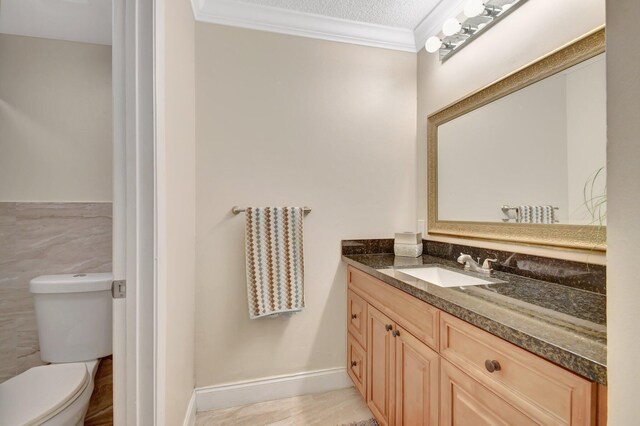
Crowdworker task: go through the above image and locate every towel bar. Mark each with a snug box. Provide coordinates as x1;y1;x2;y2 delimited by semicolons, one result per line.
231;206;312;215
501;205;559;212
501;205;559;223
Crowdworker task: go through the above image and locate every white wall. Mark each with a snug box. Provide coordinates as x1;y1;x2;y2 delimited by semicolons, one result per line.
417;0;606;263
157;0;196;424
606;0;640;422
195;24;416;387
0;34;112;202
438;75;568;222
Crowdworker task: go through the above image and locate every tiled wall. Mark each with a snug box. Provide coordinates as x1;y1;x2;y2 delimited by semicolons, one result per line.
0;202;112;383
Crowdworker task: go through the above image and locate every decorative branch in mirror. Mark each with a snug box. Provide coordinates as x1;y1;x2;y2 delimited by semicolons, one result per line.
427;28;606;252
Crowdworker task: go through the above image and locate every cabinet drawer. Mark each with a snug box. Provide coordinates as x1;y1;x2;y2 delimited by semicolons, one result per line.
440;312;595;425
347;333;367;399
348;289;367;349
441;359;538;426
348;266;439;351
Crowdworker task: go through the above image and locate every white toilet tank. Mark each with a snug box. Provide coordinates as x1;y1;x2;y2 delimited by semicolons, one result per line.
30;273;113;363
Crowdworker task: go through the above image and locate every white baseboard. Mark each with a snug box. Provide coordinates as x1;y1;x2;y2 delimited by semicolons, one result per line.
195;367;352;412
183;390;197;426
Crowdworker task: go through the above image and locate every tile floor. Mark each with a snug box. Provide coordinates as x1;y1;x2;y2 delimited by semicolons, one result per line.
196;387;373;426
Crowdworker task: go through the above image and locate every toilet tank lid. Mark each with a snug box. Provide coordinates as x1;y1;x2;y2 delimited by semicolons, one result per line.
30;273;114;294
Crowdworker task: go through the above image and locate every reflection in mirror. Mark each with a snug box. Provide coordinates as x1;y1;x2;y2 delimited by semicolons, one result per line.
428;28;605;250
437;53;606;226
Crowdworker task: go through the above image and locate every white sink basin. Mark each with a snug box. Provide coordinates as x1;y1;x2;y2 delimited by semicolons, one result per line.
397;267;493;288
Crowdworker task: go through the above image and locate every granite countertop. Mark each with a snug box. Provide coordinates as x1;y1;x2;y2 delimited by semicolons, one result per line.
343;252;607;385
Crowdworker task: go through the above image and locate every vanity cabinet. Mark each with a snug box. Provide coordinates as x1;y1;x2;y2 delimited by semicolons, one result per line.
348;266;439;351
347;332;367;398
394;320;440;426
347;289;368;399
346;265;602;426
367;305;440;426
348;268;440;426
367;306;395;425
440;313;595;425
348;289;367;349
440;358;538;425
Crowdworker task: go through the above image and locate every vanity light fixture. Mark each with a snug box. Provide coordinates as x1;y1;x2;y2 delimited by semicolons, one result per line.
464;0;488;18
464;0;503;18
425;0;527;62
425;36;444;53
442;18;462;36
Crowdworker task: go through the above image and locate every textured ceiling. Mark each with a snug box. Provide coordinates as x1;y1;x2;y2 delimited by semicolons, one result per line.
235;0;442;29
0;0;111;45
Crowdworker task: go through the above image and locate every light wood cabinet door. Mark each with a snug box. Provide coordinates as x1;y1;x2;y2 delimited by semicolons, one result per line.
597;385;607;426
348;289;368;349
394;325;439;426
347;333;367;399
441;359;538;426
367;305;395;426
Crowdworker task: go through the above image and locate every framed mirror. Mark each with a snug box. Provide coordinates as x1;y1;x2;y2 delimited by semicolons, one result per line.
427;28;606;251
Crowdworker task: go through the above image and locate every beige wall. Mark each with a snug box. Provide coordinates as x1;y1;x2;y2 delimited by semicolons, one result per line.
0;34;112;202
195;24;417;387
159;0;196;424
417;0;606;264
606;0;640;422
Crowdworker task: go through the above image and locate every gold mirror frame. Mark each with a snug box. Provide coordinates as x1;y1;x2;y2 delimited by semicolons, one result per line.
427;28;606;252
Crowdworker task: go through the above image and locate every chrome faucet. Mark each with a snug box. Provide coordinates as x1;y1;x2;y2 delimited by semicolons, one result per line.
457;253;497;275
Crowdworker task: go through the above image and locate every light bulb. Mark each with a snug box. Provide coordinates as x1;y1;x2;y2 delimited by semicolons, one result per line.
464;0;486;18
442;18;462;36
425;36;443;53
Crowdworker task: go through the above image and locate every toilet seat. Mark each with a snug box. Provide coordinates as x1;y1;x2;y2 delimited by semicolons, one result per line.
0;363;90;426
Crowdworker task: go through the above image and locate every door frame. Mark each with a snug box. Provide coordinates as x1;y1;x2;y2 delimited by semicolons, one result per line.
112;0;162;423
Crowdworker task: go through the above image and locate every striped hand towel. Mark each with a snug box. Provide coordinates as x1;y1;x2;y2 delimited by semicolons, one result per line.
517;205;556;224
245;207;305;319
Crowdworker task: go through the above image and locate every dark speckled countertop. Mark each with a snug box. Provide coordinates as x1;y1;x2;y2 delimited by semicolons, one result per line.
342;252;607;385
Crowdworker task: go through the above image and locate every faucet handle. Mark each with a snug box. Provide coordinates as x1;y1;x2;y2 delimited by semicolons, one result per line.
482;257;498;270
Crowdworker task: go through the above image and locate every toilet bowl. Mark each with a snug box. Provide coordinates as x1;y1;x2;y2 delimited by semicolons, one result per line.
0;360;99;426
0;273;112;426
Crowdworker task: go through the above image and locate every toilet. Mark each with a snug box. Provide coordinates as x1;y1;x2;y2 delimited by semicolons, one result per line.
0;273;113;426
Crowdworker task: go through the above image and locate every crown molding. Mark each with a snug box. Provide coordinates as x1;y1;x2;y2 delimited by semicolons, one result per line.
413;0;467;51
192;0;417;52
191;0;472;54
